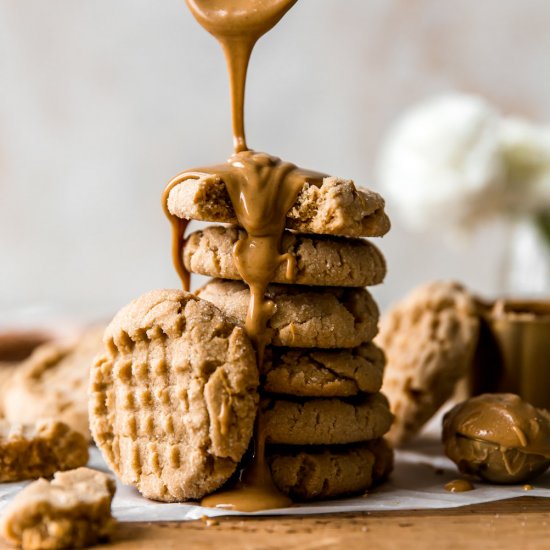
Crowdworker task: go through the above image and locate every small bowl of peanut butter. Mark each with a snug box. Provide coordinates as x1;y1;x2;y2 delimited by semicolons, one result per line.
473;299;550;410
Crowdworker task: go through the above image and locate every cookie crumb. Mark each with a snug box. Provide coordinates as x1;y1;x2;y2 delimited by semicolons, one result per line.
0;467;116;550
0;419;89;482
200;516;219;527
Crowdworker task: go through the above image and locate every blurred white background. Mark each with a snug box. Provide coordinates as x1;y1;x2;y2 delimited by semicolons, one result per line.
1;0;550;323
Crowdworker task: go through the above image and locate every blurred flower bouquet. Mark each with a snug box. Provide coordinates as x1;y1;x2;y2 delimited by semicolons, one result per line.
377;93;550;296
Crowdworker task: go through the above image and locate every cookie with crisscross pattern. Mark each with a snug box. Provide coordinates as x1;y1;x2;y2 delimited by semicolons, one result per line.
89;289;259;502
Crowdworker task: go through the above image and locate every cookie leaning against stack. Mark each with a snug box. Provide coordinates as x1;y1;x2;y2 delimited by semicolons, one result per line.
89;289;259;502
171;173;394;501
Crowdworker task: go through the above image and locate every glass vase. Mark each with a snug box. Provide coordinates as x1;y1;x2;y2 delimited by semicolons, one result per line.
501;217;550;298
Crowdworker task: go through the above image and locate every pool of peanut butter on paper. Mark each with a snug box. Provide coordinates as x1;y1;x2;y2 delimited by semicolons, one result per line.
162;0;327;511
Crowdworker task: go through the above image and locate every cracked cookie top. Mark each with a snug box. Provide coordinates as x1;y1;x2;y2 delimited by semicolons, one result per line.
89;289;259;502
184;225;386;287
197;279;380;348
262;343;385;397
261;392;393;445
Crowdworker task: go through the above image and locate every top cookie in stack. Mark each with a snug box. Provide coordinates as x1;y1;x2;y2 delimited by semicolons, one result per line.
166;173;394;501
166;175;390;238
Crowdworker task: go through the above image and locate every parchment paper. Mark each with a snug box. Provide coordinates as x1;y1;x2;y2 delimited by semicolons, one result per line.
1;436;548;522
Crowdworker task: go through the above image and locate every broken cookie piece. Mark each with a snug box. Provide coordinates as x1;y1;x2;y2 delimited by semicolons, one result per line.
1;467;116;550
0;420;89;482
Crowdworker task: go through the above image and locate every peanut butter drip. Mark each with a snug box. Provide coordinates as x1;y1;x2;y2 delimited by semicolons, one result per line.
202;417;292;512
170;0;317;512
163;152;325;353
443;394;550;483
162;152;323;512
186;0;297;153
221;151;323;360
444;479;475;493
162;177;192;290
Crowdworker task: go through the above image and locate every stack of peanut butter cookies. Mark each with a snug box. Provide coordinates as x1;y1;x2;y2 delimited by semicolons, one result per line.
172;174;395;501
89;174;394;504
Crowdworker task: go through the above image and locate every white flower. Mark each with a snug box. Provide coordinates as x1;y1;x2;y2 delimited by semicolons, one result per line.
377;93;506;232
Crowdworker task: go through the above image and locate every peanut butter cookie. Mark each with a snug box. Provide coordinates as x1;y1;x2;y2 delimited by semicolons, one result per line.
2;326;105;439
184;226;386;287
377;281;480;447
261;392;393;445
268;438;393;500
167;175;390;237
1;467;115;550
89;289;259;502
197;279;380;348
0;420;89;482
263;343;385;397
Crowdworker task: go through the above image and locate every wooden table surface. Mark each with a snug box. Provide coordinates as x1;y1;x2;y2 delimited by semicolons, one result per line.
46;497;549;550
0;495;547;549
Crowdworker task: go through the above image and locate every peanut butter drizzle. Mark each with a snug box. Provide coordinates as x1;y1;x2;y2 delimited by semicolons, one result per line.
163;0;323;512
206;151;323;359
162;155;322;512
175;153;322;512
186;0;297;152
444;479;475;493
201;416;292;512
162;175;193;291
162;154;324;347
